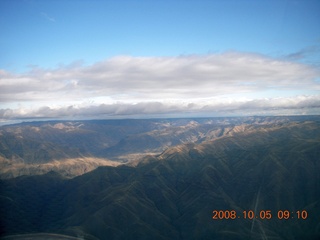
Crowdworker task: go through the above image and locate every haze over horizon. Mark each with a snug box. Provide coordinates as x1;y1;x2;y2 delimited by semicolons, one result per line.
1;0;320;123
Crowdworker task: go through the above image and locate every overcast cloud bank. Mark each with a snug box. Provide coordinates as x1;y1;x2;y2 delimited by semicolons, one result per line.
1;52;319;121
1;95;320;120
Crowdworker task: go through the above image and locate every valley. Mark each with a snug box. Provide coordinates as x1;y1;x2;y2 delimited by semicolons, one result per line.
1;116;315;178
0;116;319;239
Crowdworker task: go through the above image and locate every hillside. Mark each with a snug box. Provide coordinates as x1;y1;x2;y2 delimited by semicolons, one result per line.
1;117;319;239
1;116;316;178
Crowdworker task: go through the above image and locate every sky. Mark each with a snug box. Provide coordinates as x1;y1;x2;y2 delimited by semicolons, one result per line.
0;0;320;123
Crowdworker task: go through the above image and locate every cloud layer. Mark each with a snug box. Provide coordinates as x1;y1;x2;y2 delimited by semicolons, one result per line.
1;52;319;121
1;95;320;120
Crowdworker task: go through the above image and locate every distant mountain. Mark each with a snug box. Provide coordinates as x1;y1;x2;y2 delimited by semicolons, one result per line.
1;117;319;239
1;116;317;178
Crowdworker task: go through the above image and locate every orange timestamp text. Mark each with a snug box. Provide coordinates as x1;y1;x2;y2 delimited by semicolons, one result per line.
212;210;308;220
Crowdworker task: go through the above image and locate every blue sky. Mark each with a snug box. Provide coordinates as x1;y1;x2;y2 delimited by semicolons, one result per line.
1;0;319;71
0;0;320;122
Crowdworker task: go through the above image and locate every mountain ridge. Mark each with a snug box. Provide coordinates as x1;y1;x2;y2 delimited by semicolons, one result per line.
1;117;319;239
2;116;318;179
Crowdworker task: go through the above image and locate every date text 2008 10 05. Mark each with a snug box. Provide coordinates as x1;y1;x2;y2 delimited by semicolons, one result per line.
212;210;308;220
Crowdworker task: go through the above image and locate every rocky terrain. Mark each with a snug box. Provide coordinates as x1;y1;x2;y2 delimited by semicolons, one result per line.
0;116;319;239
1;116;316;178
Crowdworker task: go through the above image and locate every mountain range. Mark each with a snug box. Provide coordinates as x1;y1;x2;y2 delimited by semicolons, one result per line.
0;116;320;239
1;116;317;178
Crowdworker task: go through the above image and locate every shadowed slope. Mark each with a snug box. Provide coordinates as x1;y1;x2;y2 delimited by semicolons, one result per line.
1;120;319;239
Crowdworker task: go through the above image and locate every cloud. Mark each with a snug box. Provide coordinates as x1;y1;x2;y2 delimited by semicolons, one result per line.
1;52;319;100
283;46;320;62
41;12;56;22
0;52;319;120
1;95;320;121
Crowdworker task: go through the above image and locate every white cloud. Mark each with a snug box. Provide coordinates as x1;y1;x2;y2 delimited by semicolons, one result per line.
0;52;319;120
41;12;56;22
1;95;320;121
